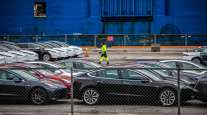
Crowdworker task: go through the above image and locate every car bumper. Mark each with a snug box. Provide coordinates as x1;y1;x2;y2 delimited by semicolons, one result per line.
48;88;69;100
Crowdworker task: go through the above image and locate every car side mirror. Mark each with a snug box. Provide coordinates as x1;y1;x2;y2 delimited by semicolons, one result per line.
13;77;22;83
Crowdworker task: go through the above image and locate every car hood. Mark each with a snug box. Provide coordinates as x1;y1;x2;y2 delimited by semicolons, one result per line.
8;51;27;56
20;50;38;55
0;52;17;57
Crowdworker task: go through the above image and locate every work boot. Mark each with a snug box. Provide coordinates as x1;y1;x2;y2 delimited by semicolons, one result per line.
107;62;109;65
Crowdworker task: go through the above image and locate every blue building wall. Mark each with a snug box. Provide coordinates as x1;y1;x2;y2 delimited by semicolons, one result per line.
0;0;207;35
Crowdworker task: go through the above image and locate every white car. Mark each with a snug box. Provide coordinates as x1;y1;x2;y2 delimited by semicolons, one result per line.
44;42;72;58
2;44;39;61
0;53;17;63
50;41;83;57
0;46;26;62
38;43;68;58
160;60;207;75
0;56;5;64
183;48;207;64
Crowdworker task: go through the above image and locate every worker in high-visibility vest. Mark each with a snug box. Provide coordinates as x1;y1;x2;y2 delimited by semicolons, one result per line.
99;42;109;65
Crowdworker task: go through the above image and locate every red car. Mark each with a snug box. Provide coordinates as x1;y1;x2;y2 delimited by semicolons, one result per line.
2;63;71;97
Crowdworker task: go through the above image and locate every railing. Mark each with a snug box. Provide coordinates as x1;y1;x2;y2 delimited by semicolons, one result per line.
0;34;207;46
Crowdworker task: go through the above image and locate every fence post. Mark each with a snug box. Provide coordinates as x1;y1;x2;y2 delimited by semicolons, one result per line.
70;68;74;115
177;67;181;115
154;34;157;44
94;35;97;47
185;34;188;46
65;34;68;43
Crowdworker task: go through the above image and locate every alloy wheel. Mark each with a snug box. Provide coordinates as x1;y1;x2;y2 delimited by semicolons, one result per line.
83;88;100;105
43;54;51;61
31;88;47;105
160;89;176;106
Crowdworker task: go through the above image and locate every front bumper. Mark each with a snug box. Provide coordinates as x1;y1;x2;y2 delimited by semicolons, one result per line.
48;88;69;100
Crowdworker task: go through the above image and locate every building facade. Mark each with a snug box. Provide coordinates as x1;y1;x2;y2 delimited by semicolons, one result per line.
0;0;207;35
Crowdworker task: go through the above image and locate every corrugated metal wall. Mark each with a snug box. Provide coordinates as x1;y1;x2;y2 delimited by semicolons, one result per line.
101;0;153;17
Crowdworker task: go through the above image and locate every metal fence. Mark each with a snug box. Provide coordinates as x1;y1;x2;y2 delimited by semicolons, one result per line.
0;34;207;46
0;66;207;115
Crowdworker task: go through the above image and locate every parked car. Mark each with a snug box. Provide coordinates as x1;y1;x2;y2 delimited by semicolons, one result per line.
0;56;5;64
73;68;195;106
183;48;207;64
136;61;200;81
195;75;207;102
17;43;61;61
44;42;75;57
160;60;207;75
57;59;102;73
49;41;83;57
0;43;39;61
0;46;27;62
26;61;82;77
0;69;68;105
4;63;71;97
38;43;69;59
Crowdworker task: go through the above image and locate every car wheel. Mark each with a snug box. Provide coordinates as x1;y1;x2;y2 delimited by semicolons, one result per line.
42;54;51;61
159;89;177;106
30;88;48;105
82;88;100;105
192;58;201;64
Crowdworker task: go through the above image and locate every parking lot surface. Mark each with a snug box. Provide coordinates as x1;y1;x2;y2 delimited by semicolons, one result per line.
0;100;207;115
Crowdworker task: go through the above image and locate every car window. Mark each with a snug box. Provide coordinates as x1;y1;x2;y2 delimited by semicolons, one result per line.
0;70;17;81
12;70;38;80
122;70;147;80
181;62;198;69
105;69;119;79
89;70;105;77
59;62;74;68
164;62;177;68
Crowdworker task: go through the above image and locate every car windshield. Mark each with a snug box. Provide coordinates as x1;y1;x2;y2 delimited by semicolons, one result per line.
37;43;53;48
53;42;69;47
141;62;176;74
12;70;38;80
3;44;21;50
0;46;10;51
45;43;60;48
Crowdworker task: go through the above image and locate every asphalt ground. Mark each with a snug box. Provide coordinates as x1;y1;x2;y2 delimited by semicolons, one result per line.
0;99;207;115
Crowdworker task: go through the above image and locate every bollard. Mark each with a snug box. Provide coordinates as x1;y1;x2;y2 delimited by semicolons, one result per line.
84;48;89;57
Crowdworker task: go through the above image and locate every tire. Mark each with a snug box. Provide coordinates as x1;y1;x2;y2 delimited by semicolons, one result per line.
30;88;48;105
192;58;201;64
159;89;177;106
82;88;100;105
42;53;51;61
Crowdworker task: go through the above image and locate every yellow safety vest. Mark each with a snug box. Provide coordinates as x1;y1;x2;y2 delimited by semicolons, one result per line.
101;44;107;53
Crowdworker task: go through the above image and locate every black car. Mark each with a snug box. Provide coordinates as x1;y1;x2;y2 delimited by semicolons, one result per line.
0;69;68;105
73;68;195;106
17;43;57;61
